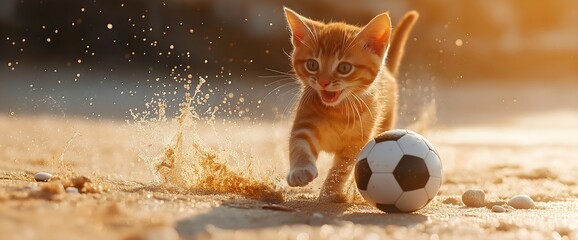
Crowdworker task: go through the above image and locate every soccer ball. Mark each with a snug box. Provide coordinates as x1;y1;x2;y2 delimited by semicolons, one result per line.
355;129;442;213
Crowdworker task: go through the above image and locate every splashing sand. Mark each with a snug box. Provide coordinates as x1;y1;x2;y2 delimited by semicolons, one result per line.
140;78;284;202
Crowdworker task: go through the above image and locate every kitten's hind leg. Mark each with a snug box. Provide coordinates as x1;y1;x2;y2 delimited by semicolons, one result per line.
319;151;356;203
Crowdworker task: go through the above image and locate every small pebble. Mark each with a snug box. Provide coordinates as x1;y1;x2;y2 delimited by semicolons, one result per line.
312;212;324;218
461;189;485;207
34;172;53;182
507;195;535;209
491;205;506;213
65;187;79;194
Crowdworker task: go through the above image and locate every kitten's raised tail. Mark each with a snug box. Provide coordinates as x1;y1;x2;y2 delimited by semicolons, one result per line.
386;11;419;77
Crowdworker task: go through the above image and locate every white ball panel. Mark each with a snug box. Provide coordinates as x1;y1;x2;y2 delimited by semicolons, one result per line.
357;139;376;162
395;189;429;212
424;151;443;178
397;134;430;158
366;173;403;204
405;130;418;136
407;130;437;153
406;130;437;154
359;190;376;207
422;137;437;152
366;141;403;173
424;177;441;199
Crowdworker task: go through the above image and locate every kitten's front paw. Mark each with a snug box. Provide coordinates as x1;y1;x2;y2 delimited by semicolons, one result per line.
287;164;318;187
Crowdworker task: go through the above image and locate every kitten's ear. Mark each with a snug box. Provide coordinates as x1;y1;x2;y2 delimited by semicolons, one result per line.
284;7;313;46
355;12;392;57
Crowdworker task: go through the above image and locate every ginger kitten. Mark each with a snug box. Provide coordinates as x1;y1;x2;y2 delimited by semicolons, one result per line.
283;7;419;202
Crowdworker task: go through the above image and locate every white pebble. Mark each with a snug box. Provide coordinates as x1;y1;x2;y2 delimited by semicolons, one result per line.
65;187;80;194
491;205;506;213
312;212;323;218
507;195;535;209
34;172;53;182
461;189;485;207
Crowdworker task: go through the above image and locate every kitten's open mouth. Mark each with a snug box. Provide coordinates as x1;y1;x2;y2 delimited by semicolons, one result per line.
319;90;341;103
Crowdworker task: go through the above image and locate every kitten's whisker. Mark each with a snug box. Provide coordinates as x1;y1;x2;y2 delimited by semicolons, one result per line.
352;93;373;118
344;96;354;131
302;23;316;43
293;87;315;117
259;73;298;81
346;97;355;128
350;96;364;139
262;82;300;103
301;91;310;109
298;87;314;108
343;38;365;55
307;88;316;103
339;30;349;58
295;37;314;51
344;97;351;130
260;75;294;79
313;27;320;49
282;48;292;59
346;97;356;131
263;78;296;87
343;38;357;54
264;68;296;76
283;88;302;118
260;75;295;80
279;86;301;98
300;88;308;106
303;23;319;50
266;81;299;95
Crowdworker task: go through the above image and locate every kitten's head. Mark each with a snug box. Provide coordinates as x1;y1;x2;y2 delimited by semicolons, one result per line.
284;7;391;107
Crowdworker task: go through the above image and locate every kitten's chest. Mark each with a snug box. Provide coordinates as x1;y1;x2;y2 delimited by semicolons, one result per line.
315;107;377;152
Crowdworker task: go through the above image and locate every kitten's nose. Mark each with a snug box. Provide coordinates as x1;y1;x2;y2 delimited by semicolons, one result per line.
318;79;330;88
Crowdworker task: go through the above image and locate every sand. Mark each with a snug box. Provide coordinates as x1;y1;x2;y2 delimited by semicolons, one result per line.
1;83;578;240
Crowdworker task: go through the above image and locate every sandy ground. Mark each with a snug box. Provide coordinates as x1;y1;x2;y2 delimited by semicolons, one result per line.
1;83;578;240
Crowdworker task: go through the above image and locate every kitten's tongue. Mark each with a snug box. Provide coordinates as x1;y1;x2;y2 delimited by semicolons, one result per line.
320;90;340;103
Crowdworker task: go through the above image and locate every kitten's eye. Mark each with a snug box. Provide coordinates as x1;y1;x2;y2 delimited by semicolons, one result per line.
337;62;353;75
305;59;319;72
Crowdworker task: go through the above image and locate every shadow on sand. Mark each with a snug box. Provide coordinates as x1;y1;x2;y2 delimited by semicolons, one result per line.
175;197;429;238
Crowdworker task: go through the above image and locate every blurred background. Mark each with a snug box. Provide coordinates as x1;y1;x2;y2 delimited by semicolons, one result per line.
1;0;577;121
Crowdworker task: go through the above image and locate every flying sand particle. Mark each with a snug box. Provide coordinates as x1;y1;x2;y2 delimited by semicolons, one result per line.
140;79;283;202
455;39;463;46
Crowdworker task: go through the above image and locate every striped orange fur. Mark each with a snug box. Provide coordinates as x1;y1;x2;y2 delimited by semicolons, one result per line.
283;7;419;202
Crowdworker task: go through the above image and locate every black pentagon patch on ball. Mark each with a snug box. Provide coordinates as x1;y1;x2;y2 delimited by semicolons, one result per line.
354;158;372;191
374;129;407;143
376;203;402;213
393;155;430;191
